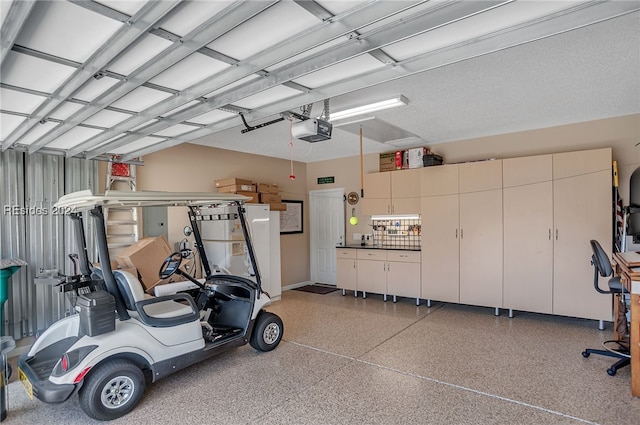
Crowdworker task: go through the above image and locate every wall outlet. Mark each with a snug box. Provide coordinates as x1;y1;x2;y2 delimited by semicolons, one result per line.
353;233;362;241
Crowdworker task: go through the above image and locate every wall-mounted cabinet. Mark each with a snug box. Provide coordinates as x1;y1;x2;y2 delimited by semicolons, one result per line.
361;169;421;215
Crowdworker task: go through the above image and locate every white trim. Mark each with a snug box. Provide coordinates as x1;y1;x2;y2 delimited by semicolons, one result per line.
282;281;312;292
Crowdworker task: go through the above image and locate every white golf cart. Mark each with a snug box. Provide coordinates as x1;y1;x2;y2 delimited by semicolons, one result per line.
17;190;283;421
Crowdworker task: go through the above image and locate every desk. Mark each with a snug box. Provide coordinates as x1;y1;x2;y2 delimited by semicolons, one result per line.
612;252;640;398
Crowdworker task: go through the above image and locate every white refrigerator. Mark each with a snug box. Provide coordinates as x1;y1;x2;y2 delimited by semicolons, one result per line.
199;204;281;300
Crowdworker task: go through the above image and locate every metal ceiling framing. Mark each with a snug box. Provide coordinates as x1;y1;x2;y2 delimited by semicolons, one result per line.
65;0;429;158
85;0;504;158
1;0;638;162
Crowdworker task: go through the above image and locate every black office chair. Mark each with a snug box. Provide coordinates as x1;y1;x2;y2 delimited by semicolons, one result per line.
581;240;630;376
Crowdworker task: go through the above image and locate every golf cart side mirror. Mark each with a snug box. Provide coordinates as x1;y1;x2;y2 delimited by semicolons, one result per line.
183;226;192;237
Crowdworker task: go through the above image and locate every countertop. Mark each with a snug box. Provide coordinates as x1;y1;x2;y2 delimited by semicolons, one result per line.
337;244;421;251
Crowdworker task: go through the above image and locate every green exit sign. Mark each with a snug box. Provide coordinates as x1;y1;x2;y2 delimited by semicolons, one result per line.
317;176;335;184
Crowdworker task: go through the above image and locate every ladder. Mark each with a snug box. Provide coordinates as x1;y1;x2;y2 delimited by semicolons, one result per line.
105;158;139;255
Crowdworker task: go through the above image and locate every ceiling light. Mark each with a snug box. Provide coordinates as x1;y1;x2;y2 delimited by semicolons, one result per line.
330;95;408;121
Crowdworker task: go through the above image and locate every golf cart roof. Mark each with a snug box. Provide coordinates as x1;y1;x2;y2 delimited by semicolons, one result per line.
55;190;250;211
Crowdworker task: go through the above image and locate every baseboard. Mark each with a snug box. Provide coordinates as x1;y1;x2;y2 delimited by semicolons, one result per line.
282;281;311;292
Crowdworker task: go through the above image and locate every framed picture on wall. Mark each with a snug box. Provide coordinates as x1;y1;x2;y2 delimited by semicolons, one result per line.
280;200;303;234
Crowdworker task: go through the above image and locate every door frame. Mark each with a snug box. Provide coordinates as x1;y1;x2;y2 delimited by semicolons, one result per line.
309;188;345;285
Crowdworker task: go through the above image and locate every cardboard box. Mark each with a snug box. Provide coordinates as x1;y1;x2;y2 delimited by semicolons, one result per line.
259;193;281;203
408;147;426;169
218;183;254;193
269;202;287;211
257;183;279;194
115;236;174;293
237;191;259;203
215;178;252;188
380;152;396;172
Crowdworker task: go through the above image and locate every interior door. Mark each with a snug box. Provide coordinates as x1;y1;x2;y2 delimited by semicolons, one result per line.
310;188;345;285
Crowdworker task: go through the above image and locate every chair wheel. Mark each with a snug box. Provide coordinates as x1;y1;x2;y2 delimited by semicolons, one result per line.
607;368;616;376
582;350;590;358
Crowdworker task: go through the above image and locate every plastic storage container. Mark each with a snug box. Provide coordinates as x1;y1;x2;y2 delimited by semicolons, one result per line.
423;153;444;166
77;291;116;337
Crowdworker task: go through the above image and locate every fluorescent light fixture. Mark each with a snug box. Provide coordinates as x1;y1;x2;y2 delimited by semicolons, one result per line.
371;214;420;220
330;95;408;121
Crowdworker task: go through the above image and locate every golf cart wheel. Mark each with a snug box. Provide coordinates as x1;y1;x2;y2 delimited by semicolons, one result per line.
79;359;145;421
250;312;283;352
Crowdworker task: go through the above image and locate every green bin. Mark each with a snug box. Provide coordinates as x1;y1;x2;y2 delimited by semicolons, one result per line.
0;261;26;421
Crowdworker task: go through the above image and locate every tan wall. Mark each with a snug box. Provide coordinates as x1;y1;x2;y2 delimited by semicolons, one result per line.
110;143;310;288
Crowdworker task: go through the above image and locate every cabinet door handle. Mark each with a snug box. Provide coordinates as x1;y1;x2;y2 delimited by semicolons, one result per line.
555;229;558;240
456;229;458;239
548;228;551;240
461;228;464;239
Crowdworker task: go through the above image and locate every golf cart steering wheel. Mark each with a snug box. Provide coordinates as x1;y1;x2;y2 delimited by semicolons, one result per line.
159;252;183;279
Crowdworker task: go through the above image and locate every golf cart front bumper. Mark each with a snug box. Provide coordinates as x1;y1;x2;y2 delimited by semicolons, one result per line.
17;354;77;403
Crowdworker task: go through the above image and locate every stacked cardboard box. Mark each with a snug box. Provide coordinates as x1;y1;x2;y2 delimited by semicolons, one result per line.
215;177;258;202
379;152;396;172
256;183;285;211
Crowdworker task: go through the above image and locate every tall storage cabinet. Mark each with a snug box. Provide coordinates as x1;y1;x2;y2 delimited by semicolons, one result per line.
503;155;554;314
458;160;503;309
420;165;460;302
552;148;612;320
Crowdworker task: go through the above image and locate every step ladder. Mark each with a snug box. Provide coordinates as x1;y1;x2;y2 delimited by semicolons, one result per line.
105;158;139;255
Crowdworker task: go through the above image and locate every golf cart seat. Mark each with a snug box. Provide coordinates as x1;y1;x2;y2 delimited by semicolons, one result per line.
113;270;199;327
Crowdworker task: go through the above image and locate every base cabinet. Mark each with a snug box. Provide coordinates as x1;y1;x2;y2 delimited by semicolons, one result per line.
387;251;421;301
336;249;421;301
336;249;357;293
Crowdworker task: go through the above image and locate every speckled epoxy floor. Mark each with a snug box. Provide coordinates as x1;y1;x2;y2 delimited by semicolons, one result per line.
4;289;640;424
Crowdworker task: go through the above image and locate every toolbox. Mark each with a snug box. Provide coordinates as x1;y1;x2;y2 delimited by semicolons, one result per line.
77;290;116;337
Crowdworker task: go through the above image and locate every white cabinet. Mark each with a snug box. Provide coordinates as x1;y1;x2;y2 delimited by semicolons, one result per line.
336;248;357;296
336;249;422;303
503;155;554;314
420;164;460;303
387;251;421;304
552;149;612;320
361;169;420;215
502;149;612;321
421;161;503;310
356;249;387;296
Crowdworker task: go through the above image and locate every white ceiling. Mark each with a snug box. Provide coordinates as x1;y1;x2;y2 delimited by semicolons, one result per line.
0;0;638;164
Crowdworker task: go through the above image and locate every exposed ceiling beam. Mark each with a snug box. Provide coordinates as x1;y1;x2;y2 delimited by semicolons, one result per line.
25;0;276;154
87;0;506;157
120;0;640;161
0;0;36;65
65;0;431;157
1;0;182;151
